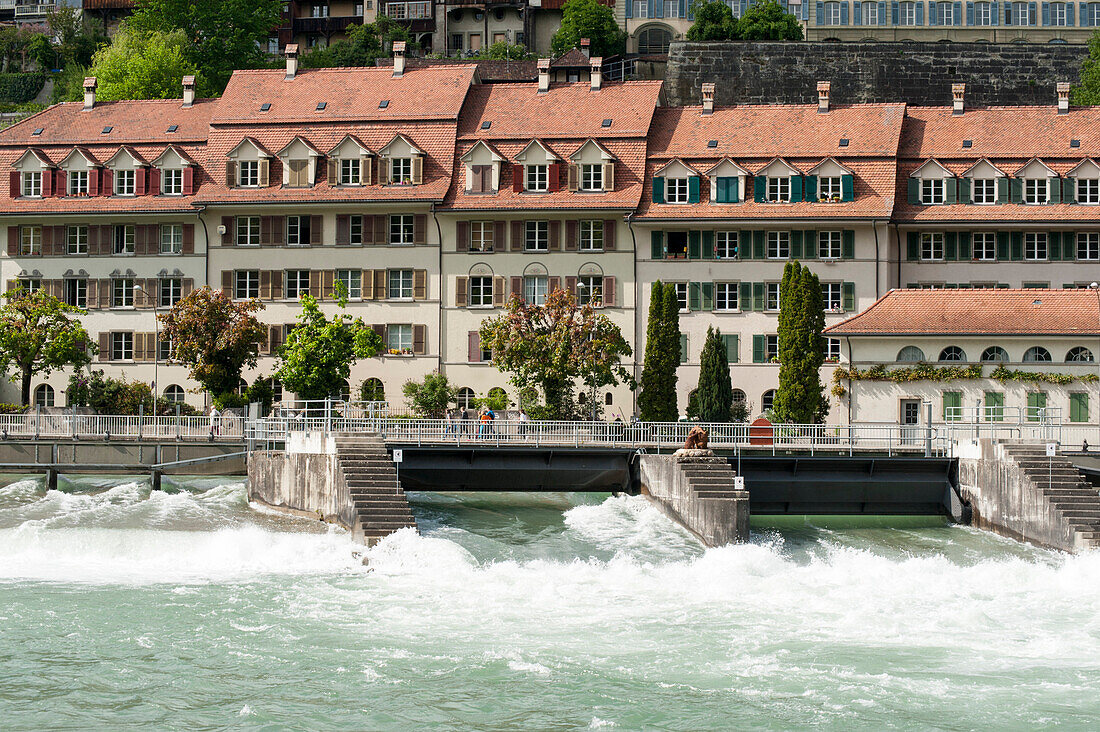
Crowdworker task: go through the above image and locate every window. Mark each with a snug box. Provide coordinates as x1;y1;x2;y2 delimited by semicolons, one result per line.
1090;2;1100;26
674;282;689;311
67;225;87;255
311;3;329;17
469;276;493;307
19;226;41;255
285;270;310;299
238;161;259;187
111;332;133;361
983;391;1005;422
21;278;41;293
761;388;776;412
339;158;360;186
115;169;135;195
1078;178;1100;204
390;214;414;246
525;221;548;251
526;165;547;192
390;158;412;184
237;216;260;247
580;164;603;192
972;178;996;204
920;232;944;261
765;282;781;311
824;1;842;24
939;346;967;362
1023;346;1052;362
578;276;603;306
666;177;689;203
715;282;738;311
1078;233;1099;261
235;270;259;299
1050;1;1068;24
973;232;996;260
900;1;918;24
822;282;842;311
981;346;1009;362
114;225;135;255
764;335;779;361
633;0;648;16
897;346;925;362
65;278;86;308
336;269;361;299
1067;346;1095;362
161;169;183;195
766;176;790;202
819;231;842;259
1024;232;1048;261
21;171;41;197
388;269;413;300
861;0;879;23
664;0;679;16
68;170;88;195
112;278;134;307
161;224;183;254
921;178;946;204
579;221;604;251
1024;178;1049;205
349;216;363;246
525;276;548;306
165;385;185;403
287;216;311;247
715;231;738;259
1013;2;1031;24
1070;393;1090;423
936;1;953;24
469;164;493;194
767;231;790;259
818;176;842;201
974;1;994;24
470;221;494;252
160;278;182;308
387;324;413;352
34;384;54;407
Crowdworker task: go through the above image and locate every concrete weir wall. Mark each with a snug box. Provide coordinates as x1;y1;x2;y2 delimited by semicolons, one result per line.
247;442;357;532
639;454;749;547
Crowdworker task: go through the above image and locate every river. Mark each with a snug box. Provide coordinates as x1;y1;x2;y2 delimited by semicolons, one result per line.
2;475;1099;730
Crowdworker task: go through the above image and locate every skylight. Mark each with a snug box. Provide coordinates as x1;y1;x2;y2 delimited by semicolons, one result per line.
316;102;326;111
962;140;973;148
707;140;718;148
1071;139;1081;148
838;138;849;147
379;100;390;109
260;103;271;112
481;121;491;130
102;126;113;134
601;119;612;128
166;125;178;133
32;128;42;136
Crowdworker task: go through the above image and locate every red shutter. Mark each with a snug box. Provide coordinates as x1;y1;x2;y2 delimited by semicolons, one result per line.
510;276;523;301
41;225;52;254
456;221;468;252
100;168;112;196
7;226;18;255
148;167;160;195
566;276;577;296
468;331;480;362
182;224;194;254
603;276;616;307
604;220;616;250
135;167;146;196
8;171;18;198
513;163;524;193
88;168;100;196
47;170;59;197
183;166;194;195
336;215;349;245
565;220;577;250
549;162;561;192
511;221;523;251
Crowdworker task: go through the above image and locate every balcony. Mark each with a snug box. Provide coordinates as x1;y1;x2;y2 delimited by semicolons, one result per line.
14;2;53;19
291;15;361;35
379;1;436;32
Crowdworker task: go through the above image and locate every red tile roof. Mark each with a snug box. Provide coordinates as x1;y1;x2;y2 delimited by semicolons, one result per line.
0;98;214;145
826;288;1100;336
900;106;1100;159
375;57;538;83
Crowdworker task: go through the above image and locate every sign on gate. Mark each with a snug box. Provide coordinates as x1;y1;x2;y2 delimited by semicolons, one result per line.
733;476;746;491
1046;443;1057;457
392;449;403;463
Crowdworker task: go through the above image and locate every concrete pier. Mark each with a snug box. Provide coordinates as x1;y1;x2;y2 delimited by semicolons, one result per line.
639;452;749;547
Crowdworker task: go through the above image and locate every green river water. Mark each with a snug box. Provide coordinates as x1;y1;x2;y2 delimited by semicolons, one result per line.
2;474;1099;730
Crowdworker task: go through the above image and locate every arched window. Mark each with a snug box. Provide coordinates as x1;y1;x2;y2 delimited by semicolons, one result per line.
236;378;248;395
360;378;384;402
981;346;1009;363
1023;346;1052;362
761;389;776;413
732;389;746;404
1067;346;1095;363
897;346;925;362
605;392;613;405
34;384;54;407
637;26;673;54
163;384;185;403
271;379;283;403
336;379;351;401
487;386;508;409
457;387;476;408
938;346;967;362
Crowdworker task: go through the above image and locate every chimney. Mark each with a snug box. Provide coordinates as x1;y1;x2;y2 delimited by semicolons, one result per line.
590;56;602;91
537;58;550;93
701;83;715;115
82;77;96;111
817;81;830;113
393;40;407;78
952;83;965;115
284;44;299;81
1058;82;1070;114
181;75;195;108
580;38;591;59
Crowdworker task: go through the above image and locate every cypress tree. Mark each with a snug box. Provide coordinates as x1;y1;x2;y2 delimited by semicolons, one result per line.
695;325;733;422
774;261;828;423
639;281;679;421
661;281;682;419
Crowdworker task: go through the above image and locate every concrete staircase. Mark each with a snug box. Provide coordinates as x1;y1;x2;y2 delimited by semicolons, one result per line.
334;434;417;545
678;457;744;501
640;453;749;546
1003;443;1100;550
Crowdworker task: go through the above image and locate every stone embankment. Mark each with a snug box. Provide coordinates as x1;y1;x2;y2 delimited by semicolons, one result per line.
639;451;749;546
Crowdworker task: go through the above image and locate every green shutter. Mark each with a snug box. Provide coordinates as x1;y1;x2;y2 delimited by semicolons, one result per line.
679;334;689;364
907;232;919;261
752;282;765;311
1049;177;1062;204
650;231;664;259
753;176;766;202
701;230;714;260
842;282;855;311
958;232;972;260
1027;392;1047;422
790;230;803;259
996;231;1010;260
652;177;664;204
984;391;1004;422
803;231;817;259
1064;232;1076;261
1071;393;1089;423
688;230;701;259
945;177;958;204
1010;231;1023;261
1010;177;1023;203
752;230;765;259
942;391;962;422
997;177;1010;204
841;230;855;260
740;230;754;259
739;281;752;311
752;334;765;363
804;175;818;202
945;231;958;261
958;178;971;204
716;177;736;203
1063;177;1076;203
908;178;920;204
1049;232;1062;261
841;174;854;202
688;281;701;311
701;281;713;311
722;334;739;363
790;175;803;203
688;175;701;204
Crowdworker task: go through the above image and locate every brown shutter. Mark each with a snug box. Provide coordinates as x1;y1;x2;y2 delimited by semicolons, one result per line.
335;215;349;245
221;270;233;296
270;324;284;352
493;221;506;253
456;221;469;252
548;276;561;293
135;167;146;196
456;276;467;307
221;217;233;245
183;166;195;195
270;271;283;300
566;276;577;296
271;216;285;245
41;225;52;255
468;331;480;362
412;324;426;355
373;215;387;246
86;279;99;309
567;164;579;191
6;279;18;293
373;269;387;300
133;331;146;361
362;156;372;185
260;270;272;300
99;279;111;306
9;171;19;198
258;215;271;246
322;270;335;299
226;161;236;187
258;159;269;186
371;324;386;342
604;276;616;307
413;269;427;300
379;158;391;186
98;332;110;361
362;215;374;245
182;278;194;297
86;224;99;254
134;223;147;255
310;215;322;245
182;223;194;254
411;156;423;184
604;220;617;250
309;270;321;297
549;162;561;192
511;276;523;301
493;276;505;307
362;269;374;299
327;159;337;185
414;214;427;245
7;226;17;256
511;221;523;251
148;167;160;196
603;162;615;191
565;221;577;250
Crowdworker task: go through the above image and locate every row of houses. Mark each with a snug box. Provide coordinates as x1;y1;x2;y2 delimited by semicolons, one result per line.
2;48;1098;423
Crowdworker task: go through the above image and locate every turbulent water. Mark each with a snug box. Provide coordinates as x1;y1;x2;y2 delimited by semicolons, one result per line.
2;475;1100;730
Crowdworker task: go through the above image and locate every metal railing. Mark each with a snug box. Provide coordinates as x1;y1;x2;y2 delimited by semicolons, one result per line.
0;410;244;441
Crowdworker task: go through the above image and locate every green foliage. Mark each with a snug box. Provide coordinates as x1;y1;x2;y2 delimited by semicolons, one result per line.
695;326;734;421
0;73;45;104
52;63;89;103
687;0;739;41
402;372;458;418
638;281;681;421
990;365;1098;385
359;378;385;402
737;0;804;40
1073;32;1100;105
130;0;283;94
0;403;25;414
774;262;828;423
273;293;383;401
479;387;511;411
66;370;198;416
46;6;106;69
0;286;93;405
551;0;627;58
473;42;533;60
479;288;632;420
245;377;275;414
833;363;985;384
158;286;268;405
300;17;414;68
83;24;203;102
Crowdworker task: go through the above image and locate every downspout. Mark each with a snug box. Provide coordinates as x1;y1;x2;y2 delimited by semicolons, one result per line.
872;218;882;298
196;204;210;411
845;335;853;425
892;221;902;289
626;211;639;417
431;202;444;377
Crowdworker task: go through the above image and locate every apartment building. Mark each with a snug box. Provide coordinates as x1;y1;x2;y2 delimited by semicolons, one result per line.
620;0;809;53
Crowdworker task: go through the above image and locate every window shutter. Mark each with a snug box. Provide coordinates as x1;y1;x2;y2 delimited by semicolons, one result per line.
310;215;322;244
259;270;272;300
651;231;664;259
372;215;385;246
688;230;701;259
413;324;427;355
907;232;919;261
701;231;714;260
98;332;110;361
604;220;616;250
512;163;524;193
182;166;195;195
891;0;900;22
493;221;506;252
413;269;427;300
603;162;614;191
790;230;803;259
221;217;234;245
1049;231;1062;261
1068;1;1075;24
841;1;849;22
842;282;856;312
548;275;561;293
510;276;523;301
1010;177;1023;203
361;269;373;299
8;171;19;198
549;162;561;192
916;1;924;22
1048;177;1062;203
945;176;956;204
549;221;561;251
817;0;825;23
688;175;700;203
259;159;269;186
688;281;701;311
996;177;1009;203
566;276;578;296
679;334;688;363
336;215;349;245
740;230;753;259
182;224;194;254
221;270;233;296
360;215;374;245
565;220;577;250
374;270;387;300
958;231;971;260
468;331;480;362
700;281;713;311
604;276;616;307
226;161;236;187
48;169;60;196
411;156;423;185
802;230;817;259
1063;177;1076;203
379;158;391;186
1064;232;1076;260
308;270;321;298
414;214;427;245
321;270;335;300
1010;231;1023;260
753;175;766;202
456;221;468;252
953;0;962;23
752;230;765;259
804;175;817;202
652;176;664;204
456;276;467;306
753;334;766;363
272;216;285;246
752;282;765;311
790;175;803;202
930;0;940;23
908;178;920;204
328;159;337;185
510;221;523;251
967;0;975;23
134;166;146;196
996;231;1010;260
958;178;971;204
739;281;752;311
723;334;739;363
945;231;958;260
567;164;579;191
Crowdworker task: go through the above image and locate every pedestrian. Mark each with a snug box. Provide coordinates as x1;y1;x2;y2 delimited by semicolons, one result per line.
209;405;221;436
479;408;491;439
461;407;471;437
443;408;455;437
519;408;529;441
486;408;496;436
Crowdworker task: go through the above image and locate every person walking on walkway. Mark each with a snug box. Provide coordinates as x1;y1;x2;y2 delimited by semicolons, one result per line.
519;408;529;441
479;408;491;439
444;408;456;437
461;407;472;437
208;405;221;436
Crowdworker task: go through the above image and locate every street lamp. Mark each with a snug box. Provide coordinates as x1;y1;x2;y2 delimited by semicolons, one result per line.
134;283;159;399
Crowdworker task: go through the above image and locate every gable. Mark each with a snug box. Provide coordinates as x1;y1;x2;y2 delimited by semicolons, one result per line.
757;158;801;178
961;159;1007;179
152;146;194;168
277;136;322;159
807;158;851;178
58;147;100;170
12;149;53;171
655;159;699;178
327;134;373;159
227;137;272;159
460;140;504;164
706;158;749;177
105;146;147;169
514;139;559;163
910;159;952;179
378;133;424;158
569;138;615;162
1015;158;1057;178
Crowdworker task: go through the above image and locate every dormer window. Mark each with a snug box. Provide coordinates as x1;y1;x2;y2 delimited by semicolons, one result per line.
567;139;615;194
580;163;603;191
921;178;945;204
287;159;310;187
972;178;996;204
818;176;842;201
227;138;272;188
766;176;790;203
666;177;689;203
239;161;259;187
1012;160;1059;205
21;171;41;197
339;158;360;185
526;164;547;192
1024;178;1048;205
162;169;183;195
391;158;412;184
1079;177;1100;204
69;170;88;195
469;164;493;193
115;169;135;195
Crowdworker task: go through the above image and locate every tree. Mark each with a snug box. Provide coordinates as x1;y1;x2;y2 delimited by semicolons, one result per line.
638;281;681;422
402;372;458;418
551;0;627;58
158;286;267;407
129;0;282;94
300;17;413;69
773;262;828;423
474;42;533;60
1073;32;1100;105
695;326;734;422
0;287;93;405
82;24;201;102
687;0;739;41
273;293;383;402
46;6;106;69
737;0;804;40
479;288;632;420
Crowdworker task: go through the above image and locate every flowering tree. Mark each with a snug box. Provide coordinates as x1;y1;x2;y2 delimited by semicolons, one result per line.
478;289;632;419
158;286;267;406
0;286;92;405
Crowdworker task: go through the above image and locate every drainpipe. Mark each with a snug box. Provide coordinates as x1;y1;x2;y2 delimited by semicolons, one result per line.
845;335;853;425
872;218;882;298
196;204;211;412
626;211;639;417
431;202;444;378
891;221;902;289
